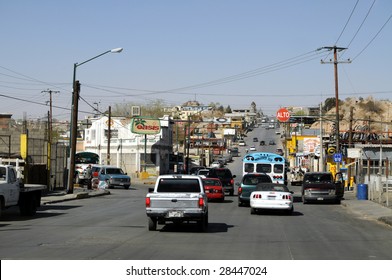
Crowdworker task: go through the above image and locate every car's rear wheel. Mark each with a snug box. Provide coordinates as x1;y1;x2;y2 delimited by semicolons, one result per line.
250;207;256;215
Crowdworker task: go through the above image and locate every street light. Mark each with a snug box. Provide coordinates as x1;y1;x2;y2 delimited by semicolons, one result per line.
67;48;123;194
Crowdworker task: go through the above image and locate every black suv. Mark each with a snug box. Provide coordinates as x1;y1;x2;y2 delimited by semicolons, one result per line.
207;168;236;196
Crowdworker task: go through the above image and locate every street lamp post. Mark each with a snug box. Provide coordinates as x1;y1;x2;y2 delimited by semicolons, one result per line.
67;48;123;194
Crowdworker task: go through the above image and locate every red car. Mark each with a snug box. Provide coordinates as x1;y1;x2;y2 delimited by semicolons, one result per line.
202;178;225;202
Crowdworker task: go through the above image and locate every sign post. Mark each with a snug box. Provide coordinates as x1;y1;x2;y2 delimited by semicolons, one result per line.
131;117;161;177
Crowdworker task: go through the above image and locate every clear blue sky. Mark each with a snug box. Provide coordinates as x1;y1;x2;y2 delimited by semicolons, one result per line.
1;0;391;120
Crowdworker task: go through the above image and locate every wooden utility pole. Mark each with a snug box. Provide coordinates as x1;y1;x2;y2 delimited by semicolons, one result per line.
321;46;351;172
42;89;59;190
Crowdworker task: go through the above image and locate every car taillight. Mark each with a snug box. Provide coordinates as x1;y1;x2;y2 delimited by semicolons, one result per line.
230;179;234;185
238;187;242;194
198;197;205;207
145;197;151;207
282;195;292;200
253;194;262;199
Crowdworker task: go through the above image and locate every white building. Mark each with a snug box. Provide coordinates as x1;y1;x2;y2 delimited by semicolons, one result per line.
82;115;173;177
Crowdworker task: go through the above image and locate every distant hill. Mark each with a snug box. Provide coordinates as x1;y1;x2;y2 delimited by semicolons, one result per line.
311;96;392;135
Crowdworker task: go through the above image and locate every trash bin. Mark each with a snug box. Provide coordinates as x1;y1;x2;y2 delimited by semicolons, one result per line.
357;184;368;200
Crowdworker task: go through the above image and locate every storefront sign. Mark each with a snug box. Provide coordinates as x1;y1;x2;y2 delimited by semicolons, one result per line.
131;117;161;135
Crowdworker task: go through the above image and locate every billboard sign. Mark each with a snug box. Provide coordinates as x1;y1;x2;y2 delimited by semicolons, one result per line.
131;117;161;135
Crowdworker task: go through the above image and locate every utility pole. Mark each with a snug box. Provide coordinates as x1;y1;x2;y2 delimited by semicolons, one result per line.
68;80;80;194
107;106;111;165
321;46;351;172
42;89;59;190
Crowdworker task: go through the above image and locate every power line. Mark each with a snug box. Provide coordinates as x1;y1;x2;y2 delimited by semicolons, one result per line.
346;0;376;49
352;13;392;61
335;0;360;45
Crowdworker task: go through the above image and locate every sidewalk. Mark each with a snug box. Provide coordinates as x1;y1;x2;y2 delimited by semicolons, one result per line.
41;177;156;205
341;191;392;227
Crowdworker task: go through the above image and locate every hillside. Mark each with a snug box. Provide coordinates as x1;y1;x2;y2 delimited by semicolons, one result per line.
312;96;392;135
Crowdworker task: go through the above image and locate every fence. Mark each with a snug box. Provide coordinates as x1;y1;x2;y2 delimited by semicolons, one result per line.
363;174;392;207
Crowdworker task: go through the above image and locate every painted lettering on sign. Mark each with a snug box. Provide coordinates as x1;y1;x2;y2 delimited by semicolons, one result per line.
131;117;161;135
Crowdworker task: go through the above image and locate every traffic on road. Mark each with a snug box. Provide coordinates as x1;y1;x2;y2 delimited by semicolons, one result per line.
1;125;392;261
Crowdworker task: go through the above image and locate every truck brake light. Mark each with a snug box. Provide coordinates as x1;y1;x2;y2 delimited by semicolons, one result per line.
198;197;205;207
145;197;151;207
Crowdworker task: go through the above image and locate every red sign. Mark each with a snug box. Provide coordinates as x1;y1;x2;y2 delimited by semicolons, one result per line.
276;108;290;122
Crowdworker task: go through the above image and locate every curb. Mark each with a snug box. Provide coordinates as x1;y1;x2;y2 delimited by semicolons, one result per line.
42;190;110;205
378;216;392;227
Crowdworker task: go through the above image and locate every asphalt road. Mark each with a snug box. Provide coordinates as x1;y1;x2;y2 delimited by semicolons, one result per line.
1;126;392;260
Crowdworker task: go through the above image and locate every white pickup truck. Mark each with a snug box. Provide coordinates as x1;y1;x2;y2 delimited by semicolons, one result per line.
145;175;208;232
0;165;46;216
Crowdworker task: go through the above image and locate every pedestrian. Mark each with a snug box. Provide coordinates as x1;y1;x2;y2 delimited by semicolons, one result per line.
86;164;92;189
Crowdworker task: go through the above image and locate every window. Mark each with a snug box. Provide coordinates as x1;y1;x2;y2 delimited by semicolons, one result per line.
244;163;254;173
0;167;6;181
274;164;284;173
256;163;271;173
157;179;201;192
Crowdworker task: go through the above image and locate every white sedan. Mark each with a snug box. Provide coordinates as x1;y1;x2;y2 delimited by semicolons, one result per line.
250;183;294;215
249;146;256;151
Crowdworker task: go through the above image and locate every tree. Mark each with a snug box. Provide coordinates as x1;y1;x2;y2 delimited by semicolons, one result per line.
322;97;342;114
112;99;166;118
225;105;232;113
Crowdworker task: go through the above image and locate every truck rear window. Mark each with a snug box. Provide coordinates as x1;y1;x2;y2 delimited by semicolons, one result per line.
157;179;201;193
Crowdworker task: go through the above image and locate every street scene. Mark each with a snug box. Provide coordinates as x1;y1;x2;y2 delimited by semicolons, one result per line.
1;125;392;261
1;1;392;279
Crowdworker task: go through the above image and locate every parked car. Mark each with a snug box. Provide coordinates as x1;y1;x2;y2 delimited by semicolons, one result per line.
207;168;236;196
202;178;225;202
97;166;131;189
250;146;256;151
253;137;258;142
269;140;276;145
302;172;344;204
250;183;294;215
90;165;102;189
237;173;272;206
259;140;265;146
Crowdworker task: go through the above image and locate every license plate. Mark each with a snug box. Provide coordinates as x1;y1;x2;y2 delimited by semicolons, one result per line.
268;196;275;200
205;190;210;193
317;197;324;200
168;211;183;218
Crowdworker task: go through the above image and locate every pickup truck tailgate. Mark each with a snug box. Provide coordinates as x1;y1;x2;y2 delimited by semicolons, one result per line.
148;193;200;209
